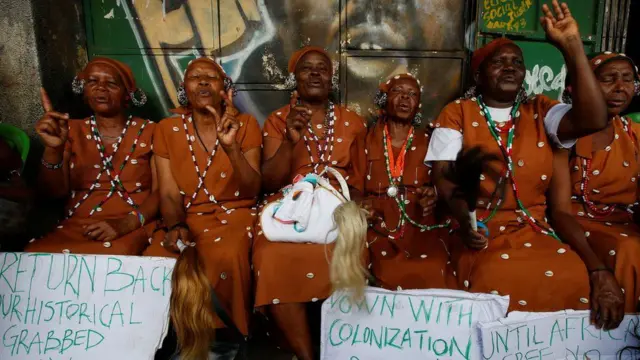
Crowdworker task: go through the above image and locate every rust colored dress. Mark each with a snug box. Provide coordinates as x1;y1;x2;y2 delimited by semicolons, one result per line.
26;117;156;255
569;116;640;312
438;97;591;312
364;121;454;290
143;113;261;335
253;104;367;307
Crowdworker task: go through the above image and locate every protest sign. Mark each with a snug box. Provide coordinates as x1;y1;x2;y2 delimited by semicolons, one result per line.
478;310;640;360
321;287;510;360
0;252;175;360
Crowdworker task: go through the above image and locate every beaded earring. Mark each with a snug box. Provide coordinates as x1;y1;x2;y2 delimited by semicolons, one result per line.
561;89;573;104
130;88;148;107
177;84;188;106
72;76;85;95
635;81;640;97
514;86;529;104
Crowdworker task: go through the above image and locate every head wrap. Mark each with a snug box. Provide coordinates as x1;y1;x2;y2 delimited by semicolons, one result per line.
80;57;137;93
288;46;332;74
589;52;640;81
375;73;423;125
170;56;233;115
378;73;421;95
471;38;518;74
185;57;229;80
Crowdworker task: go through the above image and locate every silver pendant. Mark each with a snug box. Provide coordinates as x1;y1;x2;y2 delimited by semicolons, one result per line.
387;186;398;197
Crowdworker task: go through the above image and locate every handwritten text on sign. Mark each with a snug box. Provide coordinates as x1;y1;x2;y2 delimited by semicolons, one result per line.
321;287;509;360
479;311;640;360
0;252;175;360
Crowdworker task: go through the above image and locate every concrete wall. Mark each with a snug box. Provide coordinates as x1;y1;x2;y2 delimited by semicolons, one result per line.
0;0;88;135
0;0;43;133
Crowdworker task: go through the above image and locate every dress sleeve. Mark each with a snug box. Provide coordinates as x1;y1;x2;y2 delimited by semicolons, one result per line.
347;128;367;194
263;108;288;141
237;114;263;152
424;101;464;162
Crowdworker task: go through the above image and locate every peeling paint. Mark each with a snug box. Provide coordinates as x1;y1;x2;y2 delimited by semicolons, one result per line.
104;8;115;19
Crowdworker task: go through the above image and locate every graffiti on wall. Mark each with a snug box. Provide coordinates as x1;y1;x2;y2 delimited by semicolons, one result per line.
482;0;533;32
525;64;567;100
91;0;465;123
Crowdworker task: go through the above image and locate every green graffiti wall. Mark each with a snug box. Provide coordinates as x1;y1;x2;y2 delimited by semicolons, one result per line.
83;1;602;124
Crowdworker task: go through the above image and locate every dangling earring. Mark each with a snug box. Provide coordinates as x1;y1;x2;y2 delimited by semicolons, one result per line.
374;90;388;109
635;80;640;97
515;86;529;104
130;88;148;107
177;84;188;106
561;89;573;104
224;77;238;96
412;112;423;127
72;76;85;95
463;86;477;99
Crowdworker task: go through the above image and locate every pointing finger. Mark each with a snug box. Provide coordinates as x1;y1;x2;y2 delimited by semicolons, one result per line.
289;90;299;108
40;88;53;112
227;88;234;106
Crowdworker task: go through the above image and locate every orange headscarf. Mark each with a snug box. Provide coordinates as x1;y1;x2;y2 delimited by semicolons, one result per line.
80;57;137;93
378;73;421;95
170;56;230;115
288;46;332;74
185;57;229;80
377;73;422;114
471;38;517;74
589;52;640;80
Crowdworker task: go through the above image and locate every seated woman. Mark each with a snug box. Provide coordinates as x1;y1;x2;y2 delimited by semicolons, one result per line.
364;73;452;290
27;57;158;255
549;52;640;328
143;57;261;357
254;46;366;360
427;1;611;313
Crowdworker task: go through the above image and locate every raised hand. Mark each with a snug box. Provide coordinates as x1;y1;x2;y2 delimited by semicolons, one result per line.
540;1;581;50
416;186;437;217
35;88;69;150
285;90;311;144
206;89;239;148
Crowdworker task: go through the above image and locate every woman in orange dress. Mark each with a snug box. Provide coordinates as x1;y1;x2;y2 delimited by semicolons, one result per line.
254;46;366;360
27;57;158;255
549;52;640;328
364;73;452;290
427;1;614;315
143;57;261;358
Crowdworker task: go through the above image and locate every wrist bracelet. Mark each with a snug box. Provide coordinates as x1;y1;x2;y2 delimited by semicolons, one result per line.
41;158;63;170
130;210;145;227
169;222;189;231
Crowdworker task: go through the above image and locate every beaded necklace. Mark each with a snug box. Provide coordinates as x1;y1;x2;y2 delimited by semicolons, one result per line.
579;116;638;218
302;102;335;173
476;96;560;240
377;124;450;239
67;116;145;218
181;114;228;211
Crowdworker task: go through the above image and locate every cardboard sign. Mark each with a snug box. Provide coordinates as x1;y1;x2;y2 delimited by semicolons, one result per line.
478;311;640;360
0;252;175;360
321;287;510;360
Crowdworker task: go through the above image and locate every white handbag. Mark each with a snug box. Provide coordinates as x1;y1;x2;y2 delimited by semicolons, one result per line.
260;167;350;244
